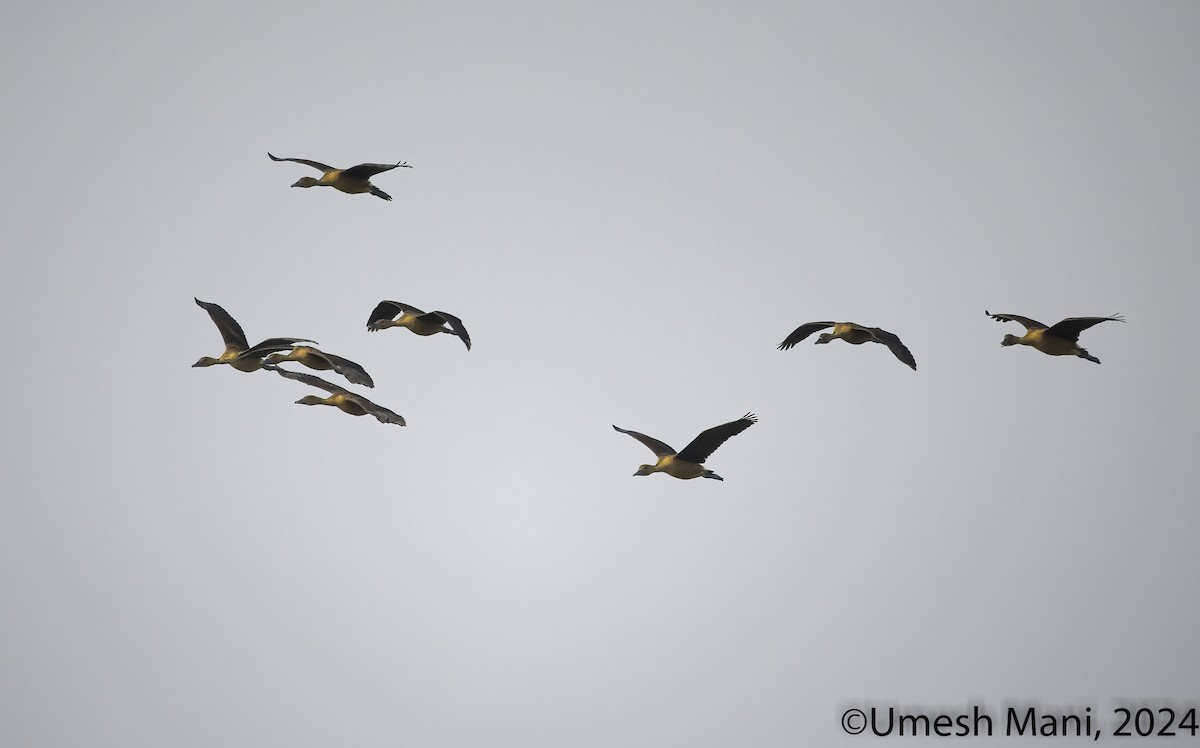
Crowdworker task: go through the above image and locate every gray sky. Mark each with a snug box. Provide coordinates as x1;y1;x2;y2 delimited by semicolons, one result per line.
2;1;1198;745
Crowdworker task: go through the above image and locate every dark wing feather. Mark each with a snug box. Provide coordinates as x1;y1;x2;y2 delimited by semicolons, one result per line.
612;425;676;457
359;398;407;426
265;365;350;396
676;413;758;464
869;328;917;370
240;337;316;359
431;311;472;350
367;300;425;329
777;321;836;351
267;152;335;173
342;161;412;179
195;297;249;352
1044;314;1125;342
985;311;1048;331
318;350;376;388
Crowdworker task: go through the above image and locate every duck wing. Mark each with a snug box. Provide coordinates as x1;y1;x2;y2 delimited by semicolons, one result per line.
985;311;1048;331
367;300;425;330
612;425;676;457
195;297;250;353
267;153;335;173
777;321;836;351
358;397;407;426
431;311;472;350
675;413;757;464
317;350;376;388
869;327;917;370
342;161;412;179
241;337;317;360
1044;314;1125;342
265;365;350;396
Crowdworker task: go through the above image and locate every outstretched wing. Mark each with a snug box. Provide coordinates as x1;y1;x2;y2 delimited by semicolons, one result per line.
240;337;317;360
1044;314;1125;342
342;161;412;179
612;425;676;457
267;152;335;173
319;350;376;388
869;328;917;371
676;413;758;464
367;300;425;329
432;311;472;350
265;365;350;396
777;321;836;351
195;297;250;353
985;311;1048;332
362;399;407;426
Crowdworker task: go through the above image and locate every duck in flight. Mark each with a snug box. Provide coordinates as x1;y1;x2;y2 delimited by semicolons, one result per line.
985;311;1124;364
268;152;412;201
777;321;916;370
612;413;757;481
261;346;375;388
366;300;471;350
192;298;313;372
265;366;406;426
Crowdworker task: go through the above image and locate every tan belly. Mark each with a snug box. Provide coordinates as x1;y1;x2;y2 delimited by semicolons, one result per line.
1027;332;1077;356
403;317;444;336
331;176;371;194
296;352;333;371
332;395;369;416
659;456;705;480
830;324;871;344
229;357;263;372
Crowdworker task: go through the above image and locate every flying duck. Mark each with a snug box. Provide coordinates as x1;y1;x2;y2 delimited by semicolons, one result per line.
985;311;1124;364
268;152;411;201
366;300;471;350
265;366;405;426
777;321;916;370
612;413;757;481
192;298;312;372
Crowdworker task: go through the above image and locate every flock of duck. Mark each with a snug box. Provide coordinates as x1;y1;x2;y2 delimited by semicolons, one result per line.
192;295;470;428
192;152;1126;482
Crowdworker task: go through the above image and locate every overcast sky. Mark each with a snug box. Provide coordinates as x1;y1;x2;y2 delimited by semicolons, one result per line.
2;1;1198;745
